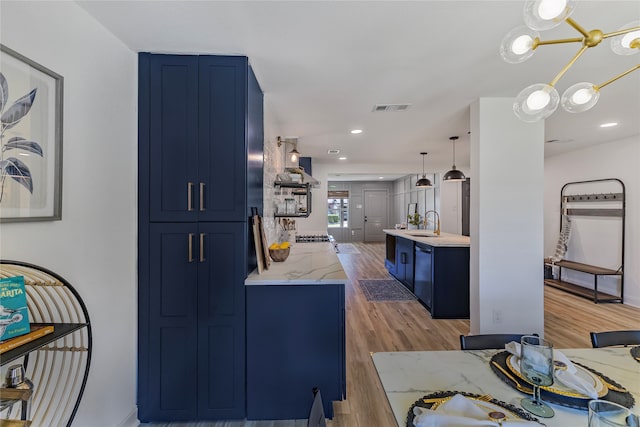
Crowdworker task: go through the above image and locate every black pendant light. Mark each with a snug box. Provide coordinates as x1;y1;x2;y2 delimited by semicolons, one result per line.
416;152;432;187
443;136;466;182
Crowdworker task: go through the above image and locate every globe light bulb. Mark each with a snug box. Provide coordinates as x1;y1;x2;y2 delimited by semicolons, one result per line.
561;82;600;113
621;31;640;49
537;0;567;20
512;35;533;55
500;26;540;63
514;83;559;122
611;20;640;55
526;89;551;110
570;88;593;105
524;0;576;31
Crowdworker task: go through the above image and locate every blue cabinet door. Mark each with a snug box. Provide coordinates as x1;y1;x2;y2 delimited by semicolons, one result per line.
146;54;200;222
197;57;248;222
197;222;246;419
395;237;414;290
141;223;199;421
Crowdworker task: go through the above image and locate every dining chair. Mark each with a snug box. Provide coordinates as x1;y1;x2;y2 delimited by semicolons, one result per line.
459;333;538;350
307;387;327;427
590;330;640;348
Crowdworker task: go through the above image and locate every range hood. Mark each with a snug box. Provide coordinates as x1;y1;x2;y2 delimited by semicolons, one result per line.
280;166;320;188
300;166;320;188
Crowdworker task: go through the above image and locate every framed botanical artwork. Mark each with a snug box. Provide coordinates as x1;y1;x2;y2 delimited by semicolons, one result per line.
0;44;63;222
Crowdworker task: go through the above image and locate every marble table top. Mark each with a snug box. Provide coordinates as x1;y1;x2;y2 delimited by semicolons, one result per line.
372;347;639;427
245;242;347;285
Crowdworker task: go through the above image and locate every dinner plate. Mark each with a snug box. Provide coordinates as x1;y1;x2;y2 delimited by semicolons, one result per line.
405;390;542;427
506;354;607;399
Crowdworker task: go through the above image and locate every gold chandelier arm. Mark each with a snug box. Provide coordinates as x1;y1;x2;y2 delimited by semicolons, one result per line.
596;64;640;90
535;36;584;48
565;17;590;37
602;25;640;39
549;45;589;87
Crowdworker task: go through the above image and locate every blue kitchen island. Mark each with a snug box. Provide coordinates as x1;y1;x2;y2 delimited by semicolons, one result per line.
384;229;471;319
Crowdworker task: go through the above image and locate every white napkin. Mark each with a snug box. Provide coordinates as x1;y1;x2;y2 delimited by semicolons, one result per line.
505;341;599;399
412;394;540;426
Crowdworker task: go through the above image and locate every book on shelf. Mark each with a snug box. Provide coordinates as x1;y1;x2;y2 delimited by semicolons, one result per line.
0;276;30;341
0;324;55;354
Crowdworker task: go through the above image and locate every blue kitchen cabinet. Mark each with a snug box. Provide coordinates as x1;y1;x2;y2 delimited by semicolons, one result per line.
394;236;415;291
246;284;346;420
138;53;263;421
145;54;256;223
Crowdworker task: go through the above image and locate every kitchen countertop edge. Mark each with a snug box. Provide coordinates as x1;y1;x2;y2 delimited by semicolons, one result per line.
383;229;470;247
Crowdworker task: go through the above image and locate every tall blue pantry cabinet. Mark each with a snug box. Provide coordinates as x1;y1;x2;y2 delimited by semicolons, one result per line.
138;54;263;421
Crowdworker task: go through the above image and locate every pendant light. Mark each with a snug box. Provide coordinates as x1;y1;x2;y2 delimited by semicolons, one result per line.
416;152;432;187
443;136;466;182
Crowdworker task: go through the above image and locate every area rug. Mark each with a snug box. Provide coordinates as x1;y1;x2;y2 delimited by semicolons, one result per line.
336;243;361;254
358;279;417;302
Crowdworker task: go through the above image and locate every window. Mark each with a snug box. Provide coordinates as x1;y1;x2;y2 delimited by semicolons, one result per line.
328;190;349;228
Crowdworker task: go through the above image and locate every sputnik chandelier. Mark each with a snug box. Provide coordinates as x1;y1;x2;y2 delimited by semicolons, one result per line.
501;0;640;122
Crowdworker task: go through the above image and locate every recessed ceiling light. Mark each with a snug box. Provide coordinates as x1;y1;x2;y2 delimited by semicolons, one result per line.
350;129;363;134
378;176;384;180
339;156;347;160
600;122;618;128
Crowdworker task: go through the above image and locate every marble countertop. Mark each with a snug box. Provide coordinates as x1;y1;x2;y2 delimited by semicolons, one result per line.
383;229;471;247
372;347;639;427
245;242;347;285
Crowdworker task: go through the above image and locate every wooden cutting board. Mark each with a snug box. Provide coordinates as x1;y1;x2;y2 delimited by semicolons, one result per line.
258;214;271;270
251;209;264;274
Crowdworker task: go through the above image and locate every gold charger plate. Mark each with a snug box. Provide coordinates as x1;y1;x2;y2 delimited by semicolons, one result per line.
506;354;607;399
406;391;542;427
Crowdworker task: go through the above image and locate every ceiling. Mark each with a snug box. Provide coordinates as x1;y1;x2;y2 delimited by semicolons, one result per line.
78;1;640;180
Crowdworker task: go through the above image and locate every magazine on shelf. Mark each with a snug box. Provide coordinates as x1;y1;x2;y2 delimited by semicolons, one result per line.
0;324;55;354
0;276;31;341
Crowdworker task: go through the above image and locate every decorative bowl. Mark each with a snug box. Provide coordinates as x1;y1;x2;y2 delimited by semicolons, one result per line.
269;247;290;262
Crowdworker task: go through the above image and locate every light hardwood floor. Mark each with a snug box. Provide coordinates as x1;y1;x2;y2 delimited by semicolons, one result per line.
141;242;640;427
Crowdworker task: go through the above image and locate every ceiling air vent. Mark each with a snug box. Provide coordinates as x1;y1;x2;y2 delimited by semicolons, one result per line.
328;149;340;154
373;104;411;112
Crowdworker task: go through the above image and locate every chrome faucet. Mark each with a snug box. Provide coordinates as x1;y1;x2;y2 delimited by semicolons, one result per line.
424;210;441;235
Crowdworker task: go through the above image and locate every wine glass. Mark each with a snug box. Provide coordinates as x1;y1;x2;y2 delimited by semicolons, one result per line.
588;400;634;427
520;335;555;418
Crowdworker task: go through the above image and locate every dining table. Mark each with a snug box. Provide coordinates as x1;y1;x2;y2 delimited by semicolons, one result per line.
372;347;640;426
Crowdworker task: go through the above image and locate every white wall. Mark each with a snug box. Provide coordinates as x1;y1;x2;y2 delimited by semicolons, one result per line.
0;3;138;426
470;98;545;336
544;135;640;307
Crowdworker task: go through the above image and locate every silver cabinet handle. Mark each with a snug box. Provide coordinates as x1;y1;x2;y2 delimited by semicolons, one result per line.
188;233;194;262
187;182;194;211
199;233;205;262
199;182;205;211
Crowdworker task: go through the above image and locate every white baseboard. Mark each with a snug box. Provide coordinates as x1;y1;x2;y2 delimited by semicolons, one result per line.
118;407;138;427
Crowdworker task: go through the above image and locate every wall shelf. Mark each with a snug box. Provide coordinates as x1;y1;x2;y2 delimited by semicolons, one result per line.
273;181;311;217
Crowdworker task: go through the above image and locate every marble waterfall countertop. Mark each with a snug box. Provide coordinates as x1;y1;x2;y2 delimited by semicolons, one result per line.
383;229;470;247
245;242;347;285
